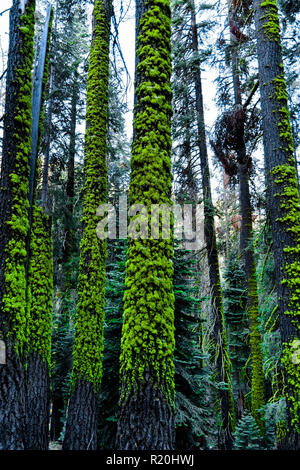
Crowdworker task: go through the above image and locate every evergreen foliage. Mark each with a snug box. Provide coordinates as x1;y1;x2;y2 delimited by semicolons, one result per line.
233;411;263;450
173;248;211;449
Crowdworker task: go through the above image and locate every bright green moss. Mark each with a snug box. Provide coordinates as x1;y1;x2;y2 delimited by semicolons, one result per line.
119;0;175;404
276;420;289;443
70;0;110;392
271;163;300;432
2;1;36;357
268;63;300;434
281;341;300;432
26;206;53;366
260;0;280;41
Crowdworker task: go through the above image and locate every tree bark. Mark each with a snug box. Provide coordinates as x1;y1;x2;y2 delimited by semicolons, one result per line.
116;378;175;450
24;352;50;450
62;379;97;450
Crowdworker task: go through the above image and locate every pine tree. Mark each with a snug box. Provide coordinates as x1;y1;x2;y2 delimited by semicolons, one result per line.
97;239;126;449
223;250;249;418
253;0;300;449
173;248;211;449
233;411;263;450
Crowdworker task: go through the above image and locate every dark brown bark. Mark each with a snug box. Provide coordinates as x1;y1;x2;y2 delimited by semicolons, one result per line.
116;378;175;450
62;379;98;450
24;352;50;450
253;0;298;343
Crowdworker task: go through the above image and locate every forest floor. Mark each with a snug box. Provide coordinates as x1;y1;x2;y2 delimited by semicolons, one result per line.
49;441;62;451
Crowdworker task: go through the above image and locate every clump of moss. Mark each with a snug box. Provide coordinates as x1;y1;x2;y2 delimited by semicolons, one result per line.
70;0;110;392
281;341;300;432
119;0;175;404
2;1;36;357
260;0;280;42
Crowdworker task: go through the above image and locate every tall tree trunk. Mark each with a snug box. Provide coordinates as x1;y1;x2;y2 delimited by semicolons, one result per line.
62;0;111;450
254;0;300;449
229;4;265;434
0;0;36;450
116;0;175;450
24;6;53;450
190;2;236;449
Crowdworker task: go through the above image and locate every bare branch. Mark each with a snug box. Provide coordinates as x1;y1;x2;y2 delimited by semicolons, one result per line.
0;8;11;17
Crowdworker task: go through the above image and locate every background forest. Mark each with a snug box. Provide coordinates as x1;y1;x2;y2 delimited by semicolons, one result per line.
0;0;299;452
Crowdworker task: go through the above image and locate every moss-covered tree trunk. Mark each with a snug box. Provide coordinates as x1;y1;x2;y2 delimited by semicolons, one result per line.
190;2;236;449
228;5;265;434
253;0;300;449
0;0;36;450
24;6;54;450
115;0;175;451
62;0;111;450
